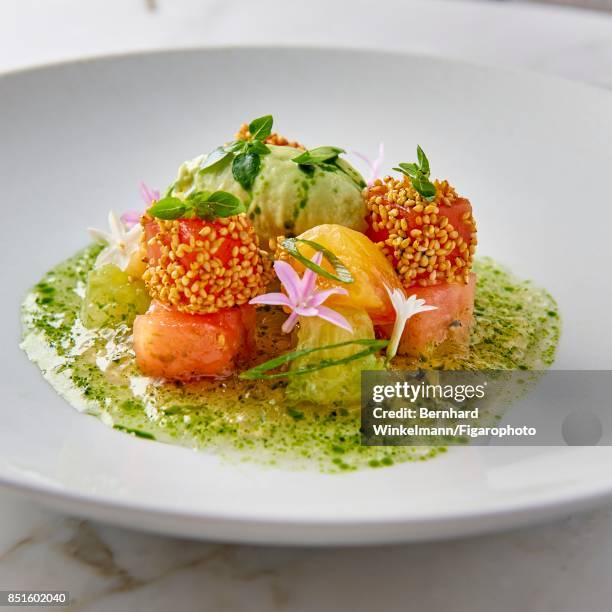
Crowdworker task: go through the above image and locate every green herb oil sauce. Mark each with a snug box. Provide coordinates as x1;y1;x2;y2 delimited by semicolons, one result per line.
21;246;560;472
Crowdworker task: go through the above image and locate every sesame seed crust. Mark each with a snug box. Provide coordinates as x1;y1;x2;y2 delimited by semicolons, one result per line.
235;123;305;150
141;214;273;315
271;235;291;263
364;175;478;288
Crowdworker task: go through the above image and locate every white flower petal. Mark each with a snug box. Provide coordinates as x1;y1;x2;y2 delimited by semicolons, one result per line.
88;211;143;271
87;228;111;244
384;285;437;361
108;210;124;240
94;247;114;269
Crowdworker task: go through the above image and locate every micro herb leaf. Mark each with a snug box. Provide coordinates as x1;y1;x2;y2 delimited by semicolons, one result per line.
232;151;261;191
394;145;437;201
292;147;365;188
193;202;212;220
412;175;436;199
226;139;248;153
206;191;246;217
292;146;346;166
205;191;241;207
201;115;273;193
238;339;389;380
248;140;271;156
186;190;212;204
199;146;232;174
249;114;273;141
417;145;430;176
281;237;354;283
147;196;188;220
394;162;419;178
148;191;245;221
187;190;213;218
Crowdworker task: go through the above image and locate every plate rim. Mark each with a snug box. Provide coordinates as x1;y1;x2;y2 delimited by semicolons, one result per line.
3;464;612;545
3;45;612;544
2;41;611;103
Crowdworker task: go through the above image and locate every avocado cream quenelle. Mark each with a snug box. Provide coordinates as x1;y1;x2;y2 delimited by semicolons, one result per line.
172;144;367;245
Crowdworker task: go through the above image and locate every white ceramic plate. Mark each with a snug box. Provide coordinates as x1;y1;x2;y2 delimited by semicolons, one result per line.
2;48;612;545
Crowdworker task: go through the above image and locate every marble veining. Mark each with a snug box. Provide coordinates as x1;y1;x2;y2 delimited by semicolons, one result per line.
2;492;612;611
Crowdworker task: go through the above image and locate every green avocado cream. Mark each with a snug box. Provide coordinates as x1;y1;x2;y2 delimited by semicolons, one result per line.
20;246;560;473
172;145;367;245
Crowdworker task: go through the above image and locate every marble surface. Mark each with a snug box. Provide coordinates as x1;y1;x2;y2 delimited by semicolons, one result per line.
3;1;612;610
3;488;612;611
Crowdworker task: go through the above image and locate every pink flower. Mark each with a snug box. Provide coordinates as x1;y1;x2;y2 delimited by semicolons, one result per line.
121;181;160;229
250;252;353;334
352;142;384;186
120;210;142;229
139;181;160;205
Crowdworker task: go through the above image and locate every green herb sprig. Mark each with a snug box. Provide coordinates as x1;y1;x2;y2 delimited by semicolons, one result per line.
147;190;245;221
239;339;388;380
199;114;274;191
281;237;354;284
291;146;366;189
291;146;345;166
393;145;437;201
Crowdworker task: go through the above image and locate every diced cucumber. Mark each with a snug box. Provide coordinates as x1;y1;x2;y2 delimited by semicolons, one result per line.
81;264;151;329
